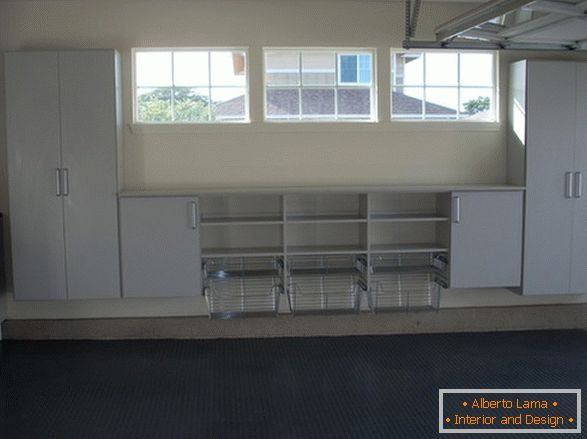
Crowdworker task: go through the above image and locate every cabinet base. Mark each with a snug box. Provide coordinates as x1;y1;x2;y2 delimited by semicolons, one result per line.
1;303;585;340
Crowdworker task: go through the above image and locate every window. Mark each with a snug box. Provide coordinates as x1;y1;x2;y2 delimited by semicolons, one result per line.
339;54;372;85
134;49;248;123
264;49;376;121
391;51;496;121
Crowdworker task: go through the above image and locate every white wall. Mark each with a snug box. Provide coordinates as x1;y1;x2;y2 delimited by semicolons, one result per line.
1;0;586;320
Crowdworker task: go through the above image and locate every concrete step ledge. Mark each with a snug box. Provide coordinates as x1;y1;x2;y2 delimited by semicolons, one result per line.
2;304;586;340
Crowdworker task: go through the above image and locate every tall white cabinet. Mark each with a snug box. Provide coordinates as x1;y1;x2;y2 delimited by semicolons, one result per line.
5;50;122;300
508;60;587;295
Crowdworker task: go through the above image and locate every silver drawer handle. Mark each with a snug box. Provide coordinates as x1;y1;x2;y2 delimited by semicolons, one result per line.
452;196;461;223
190;201;198;229
55;168;61;197
565;172;573;199
574;172;582;198
62;168;69;196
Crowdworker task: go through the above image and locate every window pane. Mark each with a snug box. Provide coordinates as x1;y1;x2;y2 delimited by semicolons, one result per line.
425;53;458;86
301;89;335;117
424;87;458;119
210;51;246;86
393;52;423;86
337;89;371;117
174;87;210;122
392;86;423;118
136;87;172;122
266;88;300;118
460;53;493;87
136;52;172;87
266;51;300;86
460;88;494;121
392;50;495;122
302;52;335;86
358;54;372;85
264;49;375;122
211;87;247;121
339;55;358;83
173;52;209;86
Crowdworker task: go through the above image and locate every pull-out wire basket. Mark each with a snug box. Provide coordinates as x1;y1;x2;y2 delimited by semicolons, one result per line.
286;255;368;315
368;253;446;312
203;256;284;319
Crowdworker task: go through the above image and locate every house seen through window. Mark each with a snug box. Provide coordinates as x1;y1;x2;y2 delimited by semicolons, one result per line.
134;49;248;123
392;51;496;121
264;49;376;121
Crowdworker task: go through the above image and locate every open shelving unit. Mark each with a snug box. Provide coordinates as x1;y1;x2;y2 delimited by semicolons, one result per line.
367;192;450;312
200;194;285;258
199;191;451;318
285;193;368;223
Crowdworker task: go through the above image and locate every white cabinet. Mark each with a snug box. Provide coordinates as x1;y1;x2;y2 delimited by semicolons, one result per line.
570;63;587;293
120;197;202;298
509;60;587;295
5;51;121;300
448;191;523;289
5;53;66;300
117;189;523;313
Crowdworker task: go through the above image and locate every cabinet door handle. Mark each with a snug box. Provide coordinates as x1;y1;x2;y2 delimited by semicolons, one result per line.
190;201;198;229
452;196;461;223
574;172;583;198
62;168;70;196
55;169;61;196
565;172;574;199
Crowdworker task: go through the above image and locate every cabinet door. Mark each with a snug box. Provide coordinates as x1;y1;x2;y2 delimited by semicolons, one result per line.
5;52;67;300
120;197;201;298
571;63;587;293
523;61;576;294
59;51;121;299
449;191;523;289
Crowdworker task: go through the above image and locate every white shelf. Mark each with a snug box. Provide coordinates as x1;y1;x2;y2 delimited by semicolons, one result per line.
287;214;367;223
370;243;449;254
370;213;449;222
287;245;367;255
201;216;283;226
202;247;284;258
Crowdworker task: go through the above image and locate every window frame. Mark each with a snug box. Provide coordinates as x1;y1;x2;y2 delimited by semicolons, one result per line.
132;47;250;124
263;47;378;123
390;49;498;123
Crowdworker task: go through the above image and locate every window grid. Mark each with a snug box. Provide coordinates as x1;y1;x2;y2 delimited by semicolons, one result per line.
170;53;176;121
334;53;339;118
264;49;375;122
134;49;248;124
391;51;496;122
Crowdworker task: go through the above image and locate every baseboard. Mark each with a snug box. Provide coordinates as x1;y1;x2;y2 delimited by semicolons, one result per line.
2;304;586;340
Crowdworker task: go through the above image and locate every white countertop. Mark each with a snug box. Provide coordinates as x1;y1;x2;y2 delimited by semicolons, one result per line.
119;184;525;197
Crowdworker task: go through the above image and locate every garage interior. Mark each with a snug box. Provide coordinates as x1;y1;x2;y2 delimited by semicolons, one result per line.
0;0;585;437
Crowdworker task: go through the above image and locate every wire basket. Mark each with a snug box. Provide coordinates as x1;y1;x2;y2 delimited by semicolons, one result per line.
368;252;446;312
203;256;284;319
286;255;367;315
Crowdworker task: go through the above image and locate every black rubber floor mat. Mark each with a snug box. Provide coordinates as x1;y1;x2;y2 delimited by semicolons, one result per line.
0;330;585;438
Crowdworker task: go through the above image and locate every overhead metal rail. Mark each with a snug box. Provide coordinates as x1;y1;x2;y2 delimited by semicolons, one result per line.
404;0;587;51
